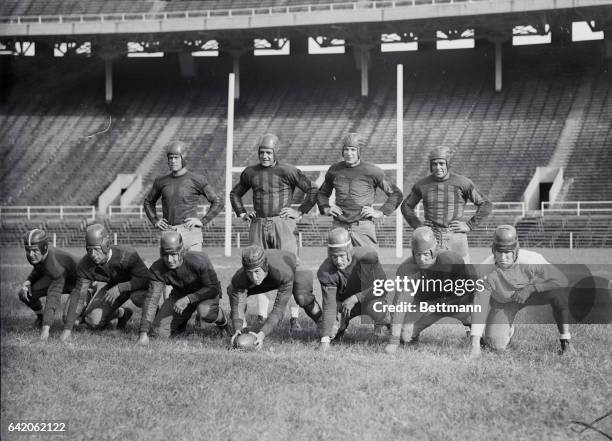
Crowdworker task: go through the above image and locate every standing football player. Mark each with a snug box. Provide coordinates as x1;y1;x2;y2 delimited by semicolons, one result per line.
144;141;222;252
18;229;78;340
317;132;403;247
227;245;323;349
317;228;390;351
385;227;479;354
400;146;491;263
230;133;318;330
60;224;150;340
468;225;572;358
136;231;229;343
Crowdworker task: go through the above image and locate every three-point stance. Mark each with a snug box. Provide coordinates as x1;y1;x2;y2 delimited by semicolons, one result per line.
227;245;322;349
19;229;78;340
60;224;150;341
468;225;573;358
385;227;478;354
317;228;390;351
137;231;229;343
401;146;491;262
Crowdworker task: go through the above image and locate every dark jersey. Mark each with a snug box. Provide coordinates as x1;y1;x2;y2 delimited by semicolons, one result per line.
229;250;297;335
139;251;222;333
64;245;150;330
401;172;491;230
27;247;78;326
230;162;317;218
396;250;478;302
144;170;222;226
317;248;386;303
318;161;403;223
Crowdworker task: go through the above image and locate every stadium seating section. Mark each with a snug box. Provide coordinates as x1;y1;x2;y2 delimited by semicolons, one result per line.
1;41;610;246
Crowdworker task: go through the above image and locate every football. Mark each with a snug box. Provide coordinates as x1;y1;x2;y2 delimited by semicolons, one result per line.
234;333;258;350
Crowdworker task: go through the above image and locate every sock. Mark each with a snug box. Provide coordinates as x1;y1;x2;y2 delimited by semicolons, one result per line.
290;306;299;319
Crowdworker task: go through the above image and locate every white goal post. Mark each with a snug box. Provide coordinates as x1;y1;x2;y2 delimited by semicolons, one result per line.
224;65;405;258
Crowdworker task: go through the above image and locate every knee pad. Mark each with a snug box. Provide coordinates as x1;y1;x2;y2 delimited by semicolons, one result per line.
197;302;219;322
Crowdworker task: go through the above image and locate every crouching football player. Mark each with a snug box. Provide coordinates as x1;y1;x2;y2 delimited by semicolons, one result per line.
137;231;230;344
228;245;322;349
468;225;572;358
317;228;390;351
385;227;479;354
60;224;150;340
19;229;78;340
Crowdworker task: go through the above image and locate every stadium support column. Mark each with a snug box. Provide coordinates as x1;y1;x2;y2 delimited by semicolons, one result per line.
231;51;241;100
354;45;372;97
494;41;502;92
104;57;113;104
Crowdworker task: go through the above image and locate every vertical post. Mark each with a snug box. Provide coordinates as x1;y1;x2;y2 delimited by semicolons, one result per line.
299;232;303;248
396;64;404;258
495;41;502;92
91;206;95;221
109;206;113;219
140;206;143;219
237;232;241;248
225;73;236;257
27;206;31;220
113;233;118;245
60;206;63;219
105;58;113;104
521;202;525;217
53;233;57;247
541;201;545;216
232;53;240;100
577;202;580;216
569;232;573;249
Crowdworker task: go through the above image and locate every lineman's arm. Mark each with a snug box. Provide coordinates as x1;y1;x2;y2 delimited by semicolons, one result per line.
400;187;424;229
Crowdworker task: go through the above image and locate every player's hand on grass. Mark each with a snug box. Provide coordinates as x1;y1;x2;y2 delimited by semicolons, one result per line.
173;297;190;314
239;212;256;222
183;217;203;229
104;285;121;304
18;281;32;302
230;329;242;347
59;329;71;342
361;206;383;220
155;218;171;231
39;325;50;341
279;207;301;219
137;332;149;346
450;220;470;233
341;295;358;316
250;331;265;349
511;285;535;304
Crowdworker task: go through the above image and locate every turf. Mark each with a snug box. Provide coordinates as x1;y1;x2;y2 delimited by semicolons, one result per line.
1;247;611;441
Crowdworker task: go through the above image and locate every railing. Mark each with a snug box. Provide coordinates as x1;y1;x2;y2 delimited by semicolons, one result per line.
108;205;209;219
0;0;488;24
541;201;612;216
0;205;96;220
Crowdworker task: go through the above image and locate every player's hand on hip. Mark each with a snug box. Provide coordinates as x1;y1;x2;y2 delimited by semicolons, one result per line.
341;295;358;316
450;220;470;233
104;285;121;304
279;207;300;219
240;212;256;222
136;332;149;346
183;217;203;229
361;206;383;219
250;331;265;349
173;297;190;314
155;218;171;231
328;206;344;218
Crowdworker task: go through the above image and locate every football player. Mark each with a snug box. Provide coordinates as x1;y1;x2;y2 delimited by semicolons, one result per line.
137;231;229;344
144;141;222;252
385;227;478;354
60;224;150;341
18;229;78;340
400;146;491;263
227;245;322;349
317;132;403;247
230;134;318;330
317;228;390;351
468;225;572;358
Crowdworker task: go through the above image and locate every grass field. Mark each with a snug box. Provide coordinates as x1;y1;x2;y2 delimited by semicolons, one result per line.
1;247;611;441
